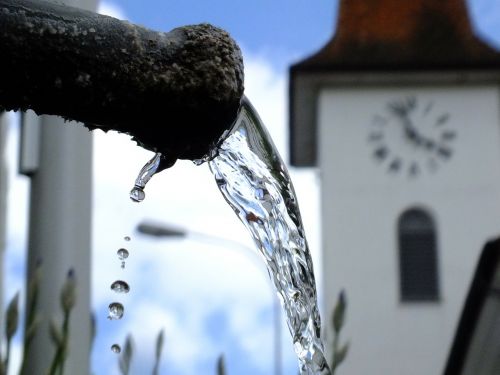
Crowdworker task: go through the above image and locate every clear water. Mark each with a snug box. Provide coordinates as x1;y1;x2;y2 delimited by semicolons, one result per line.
117;248;129;260
128;96;330;374
129;153;163;202
111;344;121;353
108;302;125;320
117;248;129;269
111;280;130;294
208;97;331;374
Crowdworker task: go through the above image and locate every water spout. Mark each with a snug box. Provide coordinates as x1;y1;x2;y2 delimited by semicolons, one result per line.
208;97;331;374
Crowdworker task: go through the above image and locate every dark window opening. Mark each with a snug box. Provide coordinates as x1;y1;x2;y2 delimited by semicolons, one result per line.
398;208;440;302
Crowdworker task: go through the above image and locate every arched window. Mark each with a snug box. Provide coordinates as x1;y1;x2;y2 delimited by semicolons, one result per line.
398;208;440;302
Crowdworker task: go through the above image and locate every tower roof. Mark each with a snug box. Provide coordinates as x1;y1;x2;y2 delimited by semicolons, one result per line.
293;0;500;72
290;0;500;167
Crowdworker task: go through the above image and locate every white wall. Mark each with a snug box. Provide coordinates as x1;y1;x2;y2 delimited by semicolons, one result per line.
318;85;500;375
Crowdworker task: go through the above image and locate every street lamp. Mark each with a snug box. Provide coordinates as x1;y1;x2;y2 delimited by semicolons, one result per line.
136;220;283;375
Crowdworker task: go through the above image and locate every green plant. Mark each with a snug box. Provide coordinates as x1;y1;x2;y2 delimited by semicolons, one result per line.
330;290;349;374
0;264;88;375
119;334;134;375
19;260;42;375
2;292;19;374
47;269;77;375
216;354;226;375
152;329;165;375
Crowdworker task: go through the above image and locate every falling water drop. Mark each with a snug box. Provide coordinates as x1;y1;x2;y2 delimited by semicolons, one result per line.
124;236;131;242
129;187;145;202
129;153;162;202
107;302;124;320
117;248;129;260
110;280;130;294
111;344;121;353
117;248;129;269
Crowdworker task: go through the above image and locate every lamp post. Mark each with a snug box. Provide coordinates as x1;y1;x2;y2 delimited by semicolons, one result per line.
136;221;282;375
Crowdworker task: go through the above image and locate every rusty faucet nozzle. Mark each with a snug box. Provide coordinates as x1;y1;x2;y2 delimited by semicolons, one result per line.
0;0;245;162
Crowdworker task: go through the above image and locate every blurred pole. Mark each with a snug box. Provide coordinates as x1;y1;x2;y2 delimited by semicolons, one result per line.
0;112;8;349
22;0;97;374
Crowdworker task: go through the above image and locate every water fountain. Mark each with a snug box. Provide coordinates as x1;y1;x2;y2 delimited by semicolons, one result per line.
131;97;331;374
0;1;331;373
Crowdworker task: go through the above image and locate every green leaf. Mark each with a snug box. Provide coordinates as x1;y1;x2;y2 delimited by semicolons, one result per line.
60;269;76;314
332;290;346;334
26;314;41;343
336;342;350;364
152;330;165;375
216;354;226;375
155;329;165;361
5;293;19;340
49;319;63;347
119;335;133;375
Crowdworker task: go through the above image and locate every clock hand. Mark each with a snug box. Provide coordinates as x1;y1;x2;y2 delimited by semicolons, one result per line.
391;99;430;148
401;113;440;151
400;116;423;146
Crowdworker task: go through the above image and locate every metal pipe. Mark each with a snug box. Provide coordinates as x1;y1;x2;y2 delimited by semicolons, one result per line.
0;0;244;162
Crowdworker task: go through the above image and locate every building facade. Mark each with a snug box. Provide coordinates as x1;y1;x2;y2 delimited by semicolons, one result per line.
289;1;500;374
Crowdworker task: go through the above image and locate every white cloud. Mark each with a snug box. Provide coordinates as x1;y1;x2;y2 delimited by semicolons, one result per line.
97;1;127;20
242;51;288;160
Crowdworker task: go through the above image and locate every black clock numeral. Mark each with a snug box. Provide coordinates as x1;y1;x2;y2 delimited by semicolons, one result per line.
409;162;420;177
437;146;452;159
388;157;402;172
388;97;416;117
423;101;434;116
373;146;389;161
423;139;435;151
435;113;450;126
407;96;417;112
441;130;457;141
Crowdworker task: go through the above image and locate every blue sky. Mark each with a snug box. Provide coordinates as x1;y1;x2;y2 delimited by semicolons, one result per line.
101;0;500;71
3;1;500;375
105;0;337;71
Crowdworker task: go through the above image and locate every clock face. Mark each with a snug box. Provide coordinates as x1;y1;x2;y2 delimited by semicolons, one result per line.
368;95;456;177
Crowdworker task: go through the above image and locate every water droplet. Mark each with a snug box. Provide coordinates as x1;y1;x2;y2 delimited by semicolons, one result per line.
110;280;130;294
107;302;124;320
129;186;145;202
117;248;129;260
124;236;131;242
111;344;121;353
129;153;162;202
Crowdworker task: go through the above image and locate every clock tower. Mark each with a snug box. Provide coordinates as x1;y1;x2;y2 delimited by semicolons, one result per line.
290;1;500;374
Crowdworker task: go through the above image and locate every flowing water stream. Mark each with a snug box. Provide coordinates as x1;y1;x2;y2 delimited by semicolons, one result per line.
131;96;330;374
208;97;330;374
